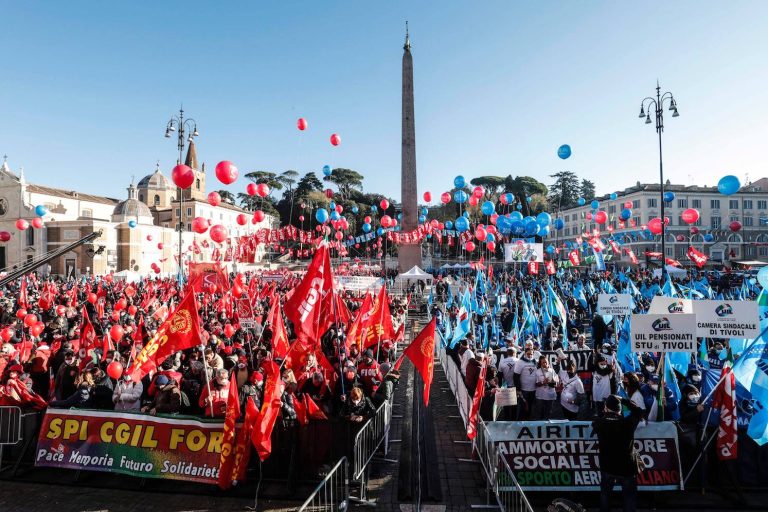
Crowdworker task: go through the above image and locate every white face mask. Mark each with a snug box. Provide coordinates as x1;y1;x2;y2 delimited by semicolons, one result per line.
352;399;361;406
645;366;655;373
598;364;608;370
650;384;659;392
692;375;701;383
688;394;700;402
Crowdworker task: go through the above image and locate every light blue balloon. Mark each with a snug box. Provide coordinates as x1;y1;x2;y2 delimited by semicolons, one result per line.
454;190;468;204
717;175;741;196
704;233;714;243
539;225;550;237
516;203;522;210
377;227;384;236
445;220;454;230
330;211;341;221
485;233;496;243
546;245;556;254
496;216;511;234
322;165;332;177
397;213;402;220
509;211;523;222
351;206;359;214
523;217;538;235
481;201;495;216
590;200;599;209
536;212;552;226
315;208;329;223
620;208;632;220
421;207;428;215
371;205;378;213
454;216;470;232
128;220;137;228
329;201;336;210
577;197;586;206
34;205;48;217
757;266;768;291
557;144;571;159
362;223;371;233
553;218;564;230
510;219;525;235
463;211;470;218
419;215;427;223
526;196;532;203
504;193;514;204
454;175;466;188
663;191;675;202
610;193;618;200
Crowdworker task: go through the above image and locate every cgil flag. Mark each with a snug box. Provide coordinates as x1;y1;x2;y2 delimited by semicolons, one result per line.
466;361;487;440
218;371;242;489
251;360;286;461
394;318;436;406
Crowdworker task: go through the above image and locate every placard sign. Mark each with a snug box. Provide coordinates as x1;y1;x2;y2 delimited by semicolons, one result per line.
495;387;518;407
649;297;693;314
631;313;697;352
692;300;760;338
504;243;544;263
597;294;632;315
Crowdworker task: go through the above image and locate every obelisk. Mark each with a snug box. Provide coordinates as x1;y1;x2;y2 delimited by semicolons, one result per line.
398;22;422;271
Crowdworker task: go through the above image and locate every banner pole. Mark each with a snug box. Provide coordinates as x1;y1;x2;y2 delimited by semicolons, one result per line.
201;345;215;417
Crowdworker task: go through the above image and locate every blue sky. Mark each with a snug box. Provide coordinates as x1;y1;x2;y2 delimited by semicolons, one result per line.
1;1;767;204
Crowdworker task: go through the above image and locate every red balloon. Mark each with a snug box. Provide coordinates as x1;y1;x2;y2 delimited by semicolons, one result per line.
487;241;496;252
253;210;265;222
16;309;27;320
325;188;334;199
214;161;238;185
56;305;66;316
335;231;343;240
24;314;37;327
690;226;700;235
210;224;228;243
256;183;270;197
128;305;138;316
594;211;608;224
171;164;195;189
330;133;341;146
110;324;124;341
104;274;114;284
475;227;487;241
87;293;98;304
335;204;343;214
586;212;593;221
207;283;217;295
441;192;451;204
1;327;13;342
298;215;305;222
297;118;307;131
106;361;124;380
499;194;508;205
729;221;742;232
153;266;161;274
192;217;209;234
380;199;389;210
0;231;10;242
486;225;496;235
364;216;372;224
391;218;398;227
31;217;44;229
472;186;484;198
681;208;700;224
468;196;479;207
676;235;685;242
648;217;664;235
624;201;633;209
224;324;235;338
236;213;248;226
30;322;44;337
423;191;432;202
465;241;476;252
246;183;258;196
381;215;392;228
116;298;127;311
157;242;164;249
207;191;221;207
15;219;29;231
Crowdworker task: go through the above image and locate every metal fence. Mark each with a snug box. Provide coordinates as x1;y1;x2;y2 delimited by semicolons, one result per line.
351;399;392;503
496;454;534;512
0;406;23;474
297;456;349;512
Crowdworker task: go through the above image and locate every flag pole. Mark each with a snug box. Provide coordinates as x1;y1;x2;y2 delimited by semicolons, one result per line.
200;344;215;417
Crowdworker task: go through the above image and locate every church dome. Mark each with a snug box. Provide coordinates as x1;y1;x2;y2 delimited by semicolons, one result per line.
138;165;171;190
112;182;154;224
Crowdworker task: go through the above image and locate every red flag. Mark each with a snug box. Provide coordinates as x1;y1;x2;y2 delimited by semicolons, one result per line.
232;396;259;483
527;261;539;275
665;257;682;268
218;371;242;489
133;316;145;346
293;392;308;426
609;240;621;254
466;362;487;440
304;394;327;420
18;278;28;309
266;294;290;359
129;289;201;381
545;260;556;275
712;366;738;460
102;332;113;355
188;262;231;292
394;323;405;342
251;360;286;461
80;306;97;351
284;244;333;350
346;293;373;350
626;248;638;265
393;318;436;406
686;246;708;268
568;250;581;266
363;285;395;350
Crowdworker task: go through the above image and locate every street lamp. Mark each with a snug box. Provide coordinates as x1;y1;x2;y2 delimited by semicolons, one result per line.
164;106;199;279
638;81;679;279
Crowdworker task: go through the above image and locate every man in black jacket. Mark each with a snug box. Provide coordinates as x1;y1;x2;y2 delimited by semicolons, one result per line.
592;394;643;512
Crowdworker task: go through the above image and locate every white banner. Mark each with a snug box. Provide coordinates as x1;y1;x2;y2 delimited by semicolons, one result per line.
692;300;760;338
631;313;698;352
597;293;632;316
504;242;544;263
649;296;693;314
334;275;384;292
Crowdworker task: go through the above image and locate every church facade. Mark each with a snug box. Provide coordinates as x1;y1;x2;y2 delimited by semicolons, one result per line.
0;143;275;278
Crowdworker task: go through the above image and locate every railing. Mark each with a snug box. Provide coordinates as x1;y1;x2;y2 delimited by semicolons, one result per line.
0;406;23;473
496;454;534;512
350;399;392;504
297;456;349;512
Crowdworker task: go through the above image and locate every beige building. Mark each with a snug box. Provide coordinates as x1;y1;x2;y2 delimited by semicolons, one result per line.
0;143;274;277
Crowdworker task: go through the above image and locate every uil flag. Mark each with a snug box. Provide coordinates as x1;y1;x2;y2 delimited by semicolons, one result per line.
466;362;487;440
218;371;242;489
686;246;708;268
568;250;581;266
712;366;738;460
284;243;332;347
545;260;556;275
251;360;286;461
393;318;436;406
129;289;201;381
626;248;639;265
527;261;539;275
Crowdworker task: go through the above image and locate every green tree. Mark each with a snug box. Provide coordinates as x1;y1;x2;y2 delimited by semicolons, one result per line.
324;168;364;199
548;171;581;210
244;171;283;192
215;189;237;204
295;172;323;199
503;175;548;218
469;176;506;198
580;179;596;202
277;170;300;226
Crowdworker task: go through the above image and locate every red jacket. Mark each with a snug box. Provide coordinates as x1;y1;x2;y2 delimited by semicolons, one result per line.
356;360;382;396
198;382;229;417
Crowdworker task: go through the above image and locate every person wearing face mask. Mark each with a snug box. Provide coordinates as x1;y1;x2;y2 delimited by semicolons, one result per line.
340;386;375;424
639;355;657;382
459;340;475;377
55;350;79;400
640;374;679;422
112;372;143;411
198;368;230;418
240;371;264;412
685;367;703;390
533;355;559;420
357;349;382;397
559;360;585;420
591;355;617;417
707;340;726;370
513;344;538;419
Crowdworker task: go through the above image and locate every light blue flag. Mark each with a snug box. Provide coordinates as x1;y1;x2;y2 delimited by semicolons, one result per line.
617;315;637;372
661;275;678;297
450;291;472;348
699;338;710;369
748;401;768;446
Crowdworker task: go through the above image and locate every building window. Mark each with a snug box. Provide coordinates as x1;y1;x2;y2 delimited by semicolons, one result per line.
692;199;701;208
677;199;688;208
608;205;616;214
26;228;34;247
196;179;200;190
730;215;740;222
760;247;768;257
632;216;640;226
746;246;756;257
81;208;92;218
632;200;640;209
711;199;720;209
138;193;144;202
154;195;160;206
743;199;753;209
647;198;657;208
187;223;191;231
758;200;767;210
26;255;34;263
175;209;180;216
729;199;739;209
186;207;192;216
745;216;754;227
711;216;721;228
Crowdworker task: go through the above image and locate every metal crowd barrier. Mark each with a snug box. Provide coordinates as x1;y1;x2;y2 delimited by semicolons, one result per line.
351;399;392;504
297;456;349;512
496;454;534;512
0;406;22;473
